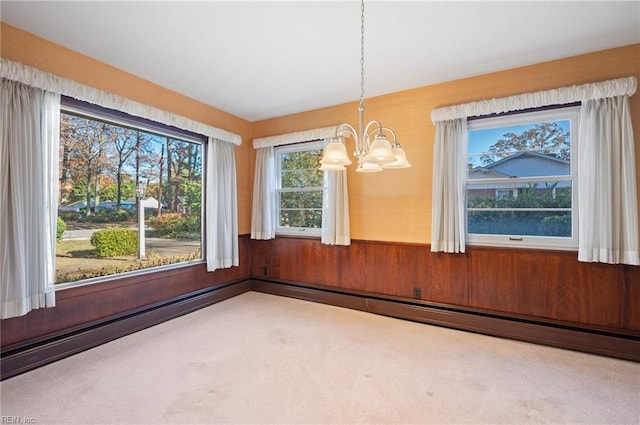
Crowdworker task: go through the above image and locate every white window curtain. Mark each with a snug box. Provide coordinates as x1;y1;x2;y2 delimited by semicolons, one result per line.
430;77;637;122
250;126;348;243
0;58;242;146
430;76;638;262
250;146;277;240
430;118;467;253
2;59;243;273
578;95;639;265
205;139;239;271
322;166;351;246
1;79;60;319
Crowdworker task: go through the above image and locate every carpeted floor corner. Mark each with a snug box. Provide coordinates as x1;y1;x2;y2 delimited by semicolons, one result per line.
1;291;638;424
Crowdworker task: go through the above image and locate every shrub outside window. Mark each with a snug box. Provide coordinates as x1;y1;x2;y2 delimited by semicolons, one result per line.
56;102;203;286
466;107;579;250
275;141;324;236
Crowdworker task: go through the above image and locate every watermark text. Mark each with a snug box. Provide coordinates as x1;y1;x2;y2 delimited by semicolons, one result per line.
1;416;36;424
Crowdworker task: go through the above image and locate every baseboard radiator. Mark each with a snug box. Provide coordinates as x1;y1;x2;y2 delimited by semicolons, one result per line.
0;280;251;381
2;278;638;380
252;279;639;363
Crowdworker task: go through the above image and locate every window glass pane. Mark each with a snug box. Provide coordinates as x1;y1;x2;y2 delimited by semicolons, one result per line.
465;107;578;248
275;142;323;235
467;210;572;237
279;209;322;229
57;112;202;285
280;190;324;209
468;120;571;177
280;150;323;188
467;182;572;209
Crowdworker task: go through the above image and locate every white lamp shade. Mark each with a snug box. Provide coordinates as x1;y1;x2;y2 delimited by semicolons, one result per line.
320;139;352;166
383;145;411;169
355;161;383;173
363;134;395;164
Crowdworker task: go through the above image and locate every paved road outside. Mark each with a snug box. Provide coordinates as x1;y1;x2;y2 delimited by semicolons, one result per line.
61;227;200;257
62;229;100;240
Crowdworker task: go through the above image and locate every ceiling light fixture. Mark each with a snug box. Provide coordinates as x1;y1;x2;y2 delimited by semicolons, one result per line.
320;0;411;173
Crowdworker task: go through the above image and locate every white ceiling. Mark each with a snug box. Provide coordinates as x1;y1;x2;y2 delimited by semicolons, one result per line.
2;1;639;122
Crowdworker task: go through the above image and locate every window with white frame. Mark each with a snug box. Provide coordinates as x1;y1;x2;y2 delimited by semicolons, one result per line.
56;98;204;285
275;141;324;236
466;106;580;250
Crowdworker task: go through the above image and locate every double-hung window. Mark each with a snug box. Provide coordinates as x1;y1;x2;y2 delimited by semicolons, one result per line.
466;106;580;250
275;141;324;236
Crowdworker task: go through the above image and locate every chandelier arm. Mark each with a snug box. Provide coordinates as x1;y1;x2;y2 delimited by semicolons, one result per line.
363;119;383;139
366;126;398;143
380;126;398;143
335;122;358;140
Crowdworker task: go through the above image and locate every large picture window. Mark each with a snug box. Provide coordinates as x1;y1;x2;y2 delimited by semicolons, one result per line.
56;100;204;285
466;106;579;249
275;141;324;236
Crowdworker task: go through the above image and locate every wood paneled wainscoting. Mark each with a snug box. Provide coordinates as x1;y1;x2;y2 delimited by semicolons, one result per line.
250;237;640;361
2;235;638;380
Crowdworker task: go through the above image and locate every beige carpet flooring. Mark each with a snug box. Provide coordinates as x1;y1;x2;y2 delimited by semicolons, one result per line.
1;291;638;424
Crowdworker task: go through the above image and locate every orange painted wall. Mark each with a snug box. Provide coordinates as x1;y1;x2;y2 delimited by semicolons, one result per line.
2;22;639;244
253;44;640;243
0;22;254;234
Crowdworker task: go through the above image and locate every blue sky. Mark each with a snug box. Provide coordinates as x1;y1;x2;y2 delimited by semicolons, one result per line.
468;120;570;167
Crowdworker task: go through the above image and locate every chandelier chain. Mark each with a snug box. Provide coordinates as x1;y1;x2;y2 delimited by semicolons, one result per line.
320;0;410;171
360;0;365;105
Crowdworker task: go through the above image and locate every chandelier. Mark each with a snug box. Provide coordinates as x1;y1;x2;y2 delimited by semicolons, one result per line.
320;0;410;172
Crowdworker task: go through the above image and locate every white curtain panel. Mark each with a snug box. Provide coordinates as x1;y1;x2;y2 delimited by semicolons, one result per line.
205;139;239;271
431;77;637;122
250;147;277;240
253;126;337;149
431;118;467;253
321;169;351;246
430;76;637;258
0;58;241;146
251;126;344;242
1;79;60;319
578;96;639;265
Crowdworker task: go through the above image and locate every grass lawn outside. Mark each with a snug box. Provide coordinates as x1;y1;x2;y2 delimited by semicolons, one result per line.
55;238;201;284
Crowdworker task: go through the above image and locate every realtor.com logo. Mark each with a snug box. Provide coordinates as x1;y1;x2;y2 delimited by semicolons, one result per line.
1;417;35;424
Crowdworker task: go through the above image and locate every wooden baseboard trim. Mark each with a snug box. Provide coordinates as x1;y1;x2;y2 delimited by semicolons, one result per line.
3;278;637;381
251;279;640;362
1;280;251;381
